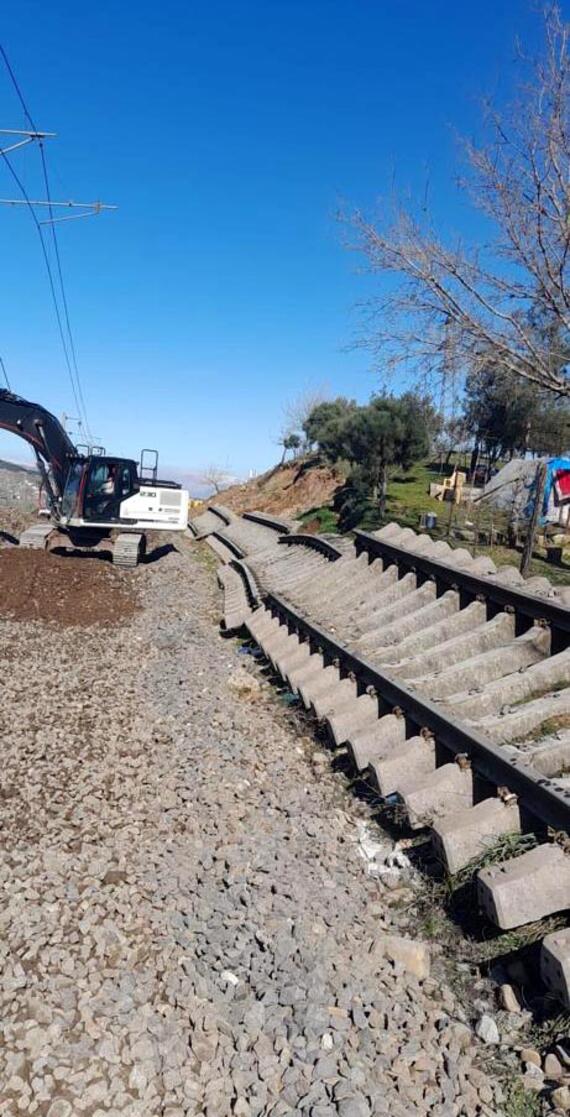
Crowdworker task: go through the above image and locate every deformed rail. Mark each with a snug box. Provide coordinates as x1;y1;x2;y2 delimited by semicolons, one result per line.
355;530;570;652
192;508;570;1007
242;510;295;534
265;590;570;833
279;532;345;562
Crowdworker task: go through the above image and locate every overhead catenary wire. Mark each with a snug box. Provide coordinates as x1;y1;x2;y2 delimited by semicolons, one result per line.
0;145;90;438
39;142;92;440
0;44;34;125
0;41;93;441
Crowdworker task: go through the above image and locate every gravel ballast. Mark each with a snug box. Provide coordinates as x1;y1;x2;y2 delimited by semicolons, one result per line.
1;538;510;1116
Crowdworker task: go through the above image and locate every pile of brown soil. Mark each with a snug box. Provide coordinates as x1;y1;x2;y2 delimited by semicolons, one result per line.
0;549;139;627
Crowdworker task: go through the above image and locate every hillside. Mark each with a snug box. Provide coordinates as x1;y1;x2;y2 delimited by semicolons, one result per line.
0;460;39;512
0;458;39;475
216;458;343;518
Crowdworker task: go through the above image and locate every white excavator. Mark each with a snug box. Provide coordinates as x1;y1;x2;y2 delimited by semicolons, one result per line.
0;388;189;567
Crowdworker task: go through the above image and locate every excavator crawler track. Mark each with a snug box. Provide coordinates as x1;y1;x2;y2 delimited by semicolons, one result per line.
19;524;55;550
113;532;145;568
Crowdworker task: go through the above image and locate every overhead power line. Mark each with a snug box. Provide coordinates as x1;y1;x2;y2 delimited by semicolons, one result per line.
0;43;116;444
0;193;116;223
0;43;34;125
0;142;91;437
39;140;93;440
0;40;92;437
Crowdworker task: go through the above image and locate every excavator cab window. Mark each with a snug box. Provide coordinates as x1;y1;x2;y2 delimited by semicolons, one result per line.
83;459;138;522
61;460;86;519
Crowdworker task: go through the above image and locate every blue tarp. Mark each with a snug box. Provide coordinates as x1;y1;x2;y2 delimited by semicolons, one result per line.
481;457;570;525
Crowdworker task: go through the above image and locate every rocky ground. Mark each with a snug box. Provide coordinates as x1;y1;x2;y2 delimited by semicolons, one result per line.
0;534;555;1116
0;505;38;544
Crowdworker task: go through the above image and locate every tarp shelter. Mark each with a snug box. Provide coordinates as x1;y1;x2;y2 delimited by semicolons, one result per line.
479;457;570;527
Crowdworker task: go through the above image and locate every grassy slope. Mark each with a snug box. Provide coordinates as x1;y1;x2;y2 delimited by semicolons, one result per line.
0;459;39;475
299;459;570;585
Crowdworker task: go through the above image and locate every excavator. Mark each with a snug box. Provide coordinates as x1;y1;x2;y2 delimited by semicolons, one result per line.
0;388;189;567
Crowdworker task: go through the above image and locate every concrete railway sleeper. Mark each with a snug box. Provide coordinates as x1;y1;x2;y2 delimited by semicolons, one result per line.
187;504;233;539
247;592;570;1008
195;511;570;1007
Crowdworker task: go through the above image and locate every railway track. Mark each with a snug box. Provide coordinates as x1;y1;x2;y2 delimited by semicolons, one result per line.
188;503;296;562
189;505;570;1009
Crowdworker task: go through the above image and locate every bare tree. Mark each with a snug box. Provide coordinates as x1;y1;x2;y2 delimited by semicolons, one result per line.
282;386;330;438
202;464;232;495
343;6;570;397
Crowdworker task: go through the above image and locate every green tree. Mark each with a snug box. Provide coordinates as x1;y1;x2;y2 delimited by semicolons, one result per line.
279;432;302;463
333;467;374;532
302;398;358;460
308;393;430;520
530;400;570;456
349;394;430;517
464;368;533;467
464;366;570;468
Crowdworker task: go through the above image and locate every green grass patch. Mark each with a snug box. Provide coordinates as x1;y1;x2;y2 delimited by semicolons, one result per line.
512;714;570;744
296;458;570;584
502;1079;543;1117
437;833;569;963
445;832;540;895
484;542;570;585
386;461;444;529
472;914;568;964
298;505;340;533
528;1010;570;1048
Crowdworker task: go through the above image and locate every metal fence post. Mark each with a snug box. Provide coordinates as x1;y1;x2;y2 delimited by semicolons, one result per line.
520;461;548;577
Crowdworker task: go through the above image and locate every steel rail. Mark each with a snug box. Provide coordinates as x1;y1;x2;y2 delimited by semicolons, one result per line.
230;558;261;607
265;589;570;833
354;531;570;653
210;531;246;560
278;533;344;561
242;510;294;535
208;504;234;525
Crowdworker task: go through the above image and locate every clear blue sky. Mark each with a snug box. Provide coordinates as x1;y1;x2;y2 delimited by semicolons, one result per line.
0;1;555;484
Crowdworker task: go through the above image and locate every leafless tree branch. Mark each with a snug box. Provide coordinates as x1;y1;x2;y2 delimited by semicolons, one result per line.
342;5;570;398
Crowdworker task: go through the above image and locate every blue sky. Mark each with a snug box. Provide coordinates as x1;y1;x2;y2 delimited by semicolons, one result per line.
0;1;554;484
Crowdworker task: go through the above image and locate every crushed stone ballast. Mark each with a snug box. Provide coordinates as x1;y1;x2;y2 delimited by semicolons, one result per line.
197;510;570;1011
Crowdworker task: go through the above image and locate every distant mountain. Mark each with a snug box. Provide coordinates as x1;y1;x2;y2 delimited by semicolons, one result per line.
0;456;235;496
0;457;39;476
158;467;240;499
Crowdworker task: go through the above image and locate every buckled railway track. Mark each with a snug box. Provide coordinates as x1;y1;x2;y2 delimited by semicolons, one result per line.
190;505;570;1009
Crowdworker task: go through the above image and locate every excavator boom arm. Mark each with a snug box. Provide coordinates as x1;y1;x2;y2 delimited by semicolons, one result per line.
0;389;77;496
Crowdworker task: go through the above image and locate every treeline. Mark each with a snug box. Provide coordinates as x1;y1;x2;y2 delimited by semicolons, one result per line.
463;366;569;471
284;368;570;531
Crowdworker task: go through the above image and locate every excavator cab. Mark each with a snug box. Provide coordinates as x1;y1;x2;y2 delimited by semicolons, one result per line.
83;458;138;523
60;456;139;525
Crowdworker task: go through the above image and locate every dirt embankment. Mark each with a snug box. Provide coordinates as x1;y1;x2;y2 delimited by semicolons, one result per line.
217;459;342;518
